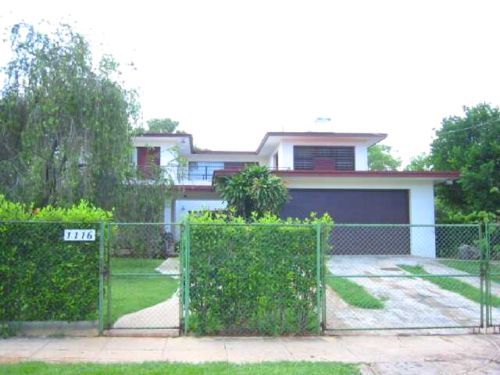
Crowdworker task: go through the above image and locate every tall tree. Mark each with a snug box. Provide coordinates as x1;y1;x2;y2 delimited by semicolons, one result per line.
431;103;500;215
0;23;138;208
146;118;179;133
404;153;432;171
368;145;402;171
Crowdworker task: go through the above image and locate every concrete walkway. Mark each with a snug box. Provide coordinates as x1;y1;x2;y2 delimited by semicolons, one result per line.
113;291;179;330
1;334;500;373
326;256;500;332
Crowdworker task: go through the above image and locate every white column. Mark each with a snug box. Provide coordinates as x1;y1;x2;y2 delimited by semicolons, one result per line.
409;184;436;258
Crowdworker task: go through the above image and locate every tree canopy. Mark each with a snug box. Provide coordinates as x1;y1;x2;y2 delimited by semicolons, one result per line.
147;118;179;133
132;118;180;135
215;165;289;220
367;145;402;171
0;23;138;208
431;103;500;216
404;153;432;171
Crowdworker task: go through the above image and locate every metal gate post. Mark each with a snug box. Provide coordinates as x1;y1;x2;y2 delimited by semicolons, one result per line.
316;223;323;333
106;222;112;329
98;221;105;335
485;223;492;328
183;221;191;334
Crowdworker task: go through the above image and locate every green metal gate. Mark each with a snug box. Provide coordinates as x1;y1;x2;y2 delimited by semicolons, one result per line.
486;223;500;332
180;221;325;335
97;221;499;335
324;224;490;333
104;223;182;332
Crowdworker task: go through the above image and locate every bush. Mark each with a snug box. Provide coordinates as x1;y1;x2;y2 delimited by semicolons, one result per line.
185;212;332;335
0;196;112;333
215;165;289;220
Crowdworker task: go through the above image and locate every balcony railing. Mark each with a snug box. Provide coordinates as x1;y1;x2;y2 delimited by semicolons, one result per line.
136;162;258;185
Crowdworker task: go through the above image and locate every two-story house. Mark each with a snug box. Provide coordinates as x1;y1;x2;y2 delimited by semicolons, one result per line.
133;131;459;257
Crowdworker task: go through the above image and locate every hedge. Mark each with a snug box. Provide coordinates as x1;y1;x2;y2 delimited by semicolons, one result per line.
186;212;332;335
0;196;111;333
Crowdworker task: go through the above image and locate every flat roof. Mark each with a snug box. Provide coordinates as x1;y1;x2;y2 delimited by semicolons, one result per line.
133;131;388;155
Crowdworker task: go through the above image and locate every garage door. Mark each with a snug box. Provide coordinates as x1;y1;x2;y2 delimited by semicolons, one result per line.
280;189;410;255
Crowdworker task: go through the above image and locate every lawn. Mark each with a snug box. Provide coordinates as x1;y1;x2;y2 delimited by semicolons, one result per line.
109;257;179;324
326;274;385;309
398;264;500;307
440;259;500;284
0;362;359;375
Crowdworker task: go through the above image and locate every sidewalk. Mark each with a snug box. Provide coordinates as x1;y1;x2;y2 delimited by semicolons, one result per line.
1;334;500;374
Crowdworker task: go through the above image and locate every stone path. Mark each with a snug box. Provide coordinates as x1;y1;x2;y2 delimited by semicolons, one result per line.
113;291;179;330
1;334;500;374
326;256;500;332
155;258;180;277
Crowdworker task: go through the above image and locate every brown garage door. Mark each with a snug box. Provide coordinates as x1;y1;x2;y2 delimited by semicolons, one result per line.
280;189;410;255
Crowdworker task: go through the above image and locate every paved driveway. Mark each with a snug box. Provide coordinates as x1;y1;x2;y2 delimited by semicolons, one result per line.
325;256;500;333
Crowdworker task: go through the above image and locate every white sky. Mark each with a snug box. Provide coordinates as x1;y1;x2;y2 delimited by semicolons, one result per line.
2;0;500;164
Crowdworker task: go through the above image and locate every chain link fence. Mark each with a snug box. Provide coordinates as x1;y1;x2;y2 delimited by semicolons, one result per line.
325;224;489;332
2;220;498;336
487;223;500;331
106;223;181;331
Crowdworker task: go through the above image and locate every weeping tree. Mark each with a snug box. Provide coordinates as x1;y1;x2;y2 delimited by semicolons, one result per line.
0;23;179;221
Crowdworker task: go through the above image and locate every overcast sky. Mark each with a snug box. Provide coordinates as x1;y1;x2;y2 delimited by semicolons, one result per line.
2;0;500;164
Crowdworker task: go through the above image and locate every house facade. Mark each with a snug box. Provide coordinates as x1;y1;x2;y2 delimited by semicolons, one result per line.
132;132;459;257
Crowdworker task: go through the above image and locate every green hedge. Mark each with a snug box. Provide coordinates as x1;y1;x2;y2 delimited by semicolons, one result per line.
186;213;332;335
0;196;111;330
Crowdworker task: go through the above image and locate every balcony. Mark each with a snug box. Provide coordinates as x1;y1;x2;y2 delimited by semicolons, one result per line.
136;161;258;185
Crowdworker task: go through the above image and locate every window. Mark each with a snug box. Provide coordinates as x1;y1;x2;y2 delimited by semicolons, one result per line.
137;147;160;177
293;146;355;171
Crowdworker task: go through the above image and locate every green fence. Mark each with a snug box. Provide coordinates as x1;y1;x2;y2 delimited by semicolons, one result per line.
105;223;181;332
487;223;500;331
324;223;496;333
2;220;498;336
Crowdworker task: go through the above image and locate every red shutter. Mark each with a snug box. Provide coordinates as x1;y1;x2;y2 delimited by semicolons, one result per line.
137;147;160;177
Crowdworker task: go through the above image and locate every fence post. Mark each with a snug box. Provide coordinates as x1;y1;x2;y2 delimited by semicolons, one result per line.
98;221;105;335
316;222;322;333
183;221;191;334
485;222;492;328
106;222;112;329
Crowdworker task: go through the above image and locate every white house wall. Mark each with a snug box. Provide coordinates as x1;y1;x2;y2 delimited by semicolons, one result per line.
354;144;369;171
187;154;264;163
174;199;226;223
284;177;437;258
278;141;294;170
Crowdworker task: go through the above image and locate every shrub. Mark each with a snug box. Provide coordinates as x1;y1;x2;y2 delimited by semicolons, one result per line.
185;212;332;335
215;165;289;220
0;196;112;334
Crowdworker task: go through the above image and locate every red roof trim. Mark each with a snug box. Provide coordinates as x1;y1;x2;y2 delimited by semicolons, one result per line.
214;169;460;179
277;170;460;179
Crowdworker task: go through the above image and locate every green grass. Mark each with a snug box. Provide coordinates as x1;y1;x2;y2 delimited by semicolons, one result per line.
111;257;169;274
0;362;359;375
441;259;500;283
326;275;385;309
109;257;179;323
398;264;500;307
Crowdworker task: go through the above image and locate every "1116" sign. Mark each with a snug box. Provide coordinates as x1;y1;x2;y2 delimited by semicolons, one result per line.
64;229;96;241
